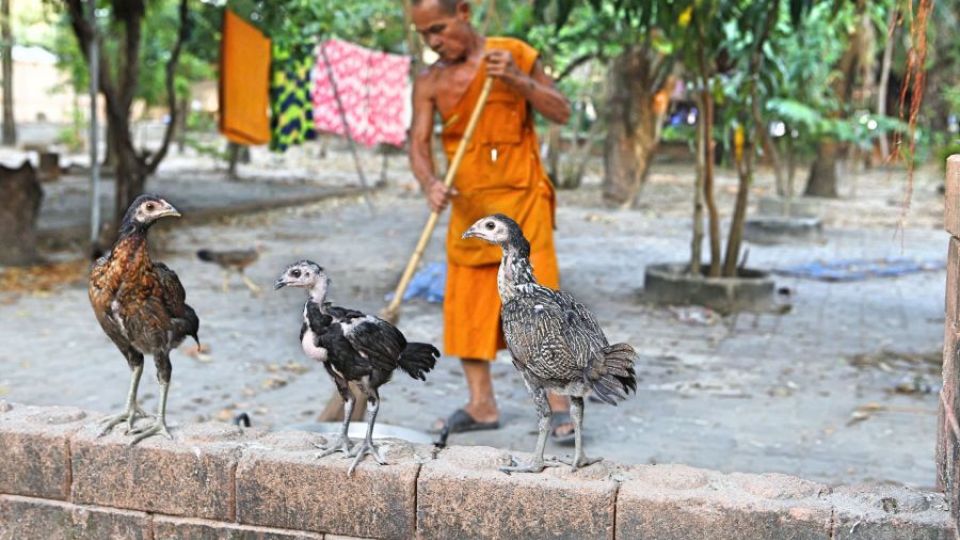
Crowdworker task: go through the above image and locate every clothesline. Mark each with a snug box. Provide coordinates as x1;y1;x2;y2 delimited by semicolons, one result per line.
220;9;413;153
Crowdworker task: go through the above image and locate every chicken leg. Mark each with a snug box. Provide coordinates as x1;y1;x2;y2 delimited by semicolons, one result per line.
555;397;602;470
348;389;387;476
500;384;559;474
99;362;151;436
239;271;262;294
315;375;354;458
128;354;173;445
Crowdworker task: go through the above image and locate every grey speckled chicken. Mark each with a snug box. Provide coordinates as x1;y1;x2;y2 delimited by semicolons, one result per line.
462;214;637;473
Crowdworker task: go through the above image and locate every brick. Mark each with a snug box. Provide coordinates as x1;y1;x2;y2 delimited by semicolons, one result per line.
947;238;960;331
0;404;88;499
416;446;618;540
70;420;248;520
0;494;150;540
944;155;960;237
236;431;421;540
829;484;952;540
616;465;832;540
153;515;323;540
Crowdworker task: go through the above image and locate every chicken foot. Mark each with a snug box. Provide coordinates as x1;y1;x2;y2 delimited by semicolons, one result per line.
500;385;560;474
99;364;151;436
128;381;172;445
347;397;387;476
315;394;355;458
552;397;602;471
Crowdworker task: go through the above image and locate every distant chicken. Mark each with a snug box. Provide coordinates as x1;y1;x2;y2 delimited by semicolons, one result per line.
88;194;199;444
196;245;262;293
462;214;637;472
275;260;439;475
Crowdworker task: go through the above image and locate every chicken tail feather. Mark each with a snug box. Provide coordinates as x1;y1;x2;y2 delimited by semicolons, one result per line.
398;342;439;381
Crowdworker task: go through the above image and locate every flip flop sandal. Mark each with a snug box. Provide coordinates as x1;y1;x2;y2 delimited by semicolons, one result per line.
549;411;576;446
433;408;500;448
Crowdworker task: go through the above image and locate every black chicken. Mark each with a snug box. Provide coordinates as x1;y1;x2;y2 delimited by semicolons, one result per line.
196;245;262;293
462;214;637;473
88;194;199;444
275;260;439;475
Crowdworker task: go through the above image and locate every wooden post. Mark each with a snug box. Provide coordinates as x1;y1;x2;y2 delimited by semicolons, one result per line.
939;155;960;530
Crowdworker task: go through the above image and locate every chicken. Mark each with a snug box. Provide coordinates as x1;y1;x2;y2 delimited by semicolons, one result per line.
88;194;199;444
275;260;439;475
462;214;637;473
196;245;262;293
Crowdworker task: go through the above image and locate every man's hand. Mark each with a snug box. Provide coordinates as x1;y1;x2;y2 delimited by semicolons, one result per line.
485;49;526;87
425;179;458;213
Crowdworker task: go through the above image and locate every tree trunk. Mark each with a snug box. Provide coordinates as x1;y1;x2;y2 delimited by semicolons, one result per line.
877;7;897;161
602;48;664;208
805;140;841;197
1;0;15;146
0;161;41;265
802;0;866;198
65;0;188;236
110;119;147;227
545;122;561;184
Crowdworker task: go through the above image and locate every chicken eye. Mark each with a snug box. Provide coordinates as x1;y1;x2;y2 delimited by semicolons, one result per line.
145;203;155;211
485;221;496;230
291;269;301;278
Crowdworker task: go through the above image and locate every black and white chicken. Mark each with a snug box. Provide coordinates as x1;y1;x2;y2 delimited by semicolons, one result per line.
462;214;637;473
274;260;439;475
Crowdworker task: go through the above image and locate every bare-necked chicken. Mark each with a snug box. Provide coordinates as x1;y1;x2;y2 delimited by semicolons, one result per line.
88;194;199;444
196;245;262;293
462;214;637;473
275;260;439;475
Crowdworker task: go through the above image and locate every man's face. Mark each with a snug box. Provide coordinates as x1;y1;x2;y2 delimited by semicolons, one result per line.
411;0;473;63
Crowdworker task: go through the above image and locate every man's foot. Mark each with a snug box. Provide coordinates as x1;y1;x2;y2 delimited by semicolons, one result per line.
432;408;500;447
549;412;575;446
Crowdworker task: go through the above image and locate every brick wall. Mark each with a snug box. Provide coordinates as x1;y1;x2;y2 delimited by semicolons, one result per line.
0;401;952;539
941;155;960;537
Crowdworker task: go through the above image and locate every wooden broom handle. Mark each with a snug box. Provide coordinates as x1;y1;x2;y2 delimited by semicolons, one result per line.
383;77;494;319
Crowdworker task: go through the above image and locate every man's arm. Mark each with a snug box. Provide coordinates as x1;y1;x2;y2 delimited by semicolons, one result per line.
409;69;455;212
485;51;570;125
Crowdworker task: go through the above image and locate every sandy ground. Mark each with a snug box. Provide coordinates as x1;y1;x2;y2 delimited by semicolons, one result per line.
0;146;948;489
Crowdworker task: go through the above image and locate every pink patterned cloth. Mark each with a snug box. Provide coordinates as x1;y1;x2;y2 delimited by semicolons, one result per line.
312;39;411;148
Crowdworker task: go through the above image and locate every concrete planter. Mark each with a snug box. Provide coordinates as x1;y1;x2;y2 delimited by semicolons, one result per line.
756;195;822;218
744;215;823;245
643;263;775;314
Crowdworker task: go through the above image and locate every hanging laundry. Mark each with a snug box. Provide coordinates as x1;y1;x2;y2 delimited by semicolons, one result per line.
270;43;317;152
312;39;411;148
219;9;271;145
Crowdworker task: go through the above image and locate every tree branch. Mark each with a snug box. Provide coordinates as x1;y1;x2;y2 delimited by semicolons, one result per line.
555;52;597;83
146;0;188;173
64;0;121;118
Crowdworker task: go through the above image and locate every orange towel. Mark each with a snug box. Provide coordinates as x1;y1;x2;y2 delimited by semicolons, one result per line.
441;37;560;361
219;10;271;145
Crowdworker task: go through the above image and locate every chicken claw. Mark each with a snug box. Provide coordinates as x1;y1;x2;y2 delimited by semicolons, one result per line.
313;436;352;458
347;440;386;476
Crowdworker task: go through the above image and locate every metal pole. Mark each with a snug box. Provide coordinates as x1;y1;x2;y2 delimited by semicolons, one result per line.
87;0;101;250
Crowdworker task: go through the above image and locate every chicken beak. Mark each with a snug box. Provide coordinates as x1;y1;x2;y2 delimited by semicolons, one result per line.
159;201;181;218
461;226;479;240
274;279;287;290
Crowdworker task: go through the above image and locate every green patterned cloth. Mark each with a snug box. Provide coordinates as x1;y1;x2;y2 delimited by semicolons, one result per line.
270;43;316;152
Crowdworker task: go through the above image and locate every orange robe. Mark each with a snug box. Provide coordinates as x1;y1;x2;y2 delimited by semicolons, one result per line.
442;37;560;361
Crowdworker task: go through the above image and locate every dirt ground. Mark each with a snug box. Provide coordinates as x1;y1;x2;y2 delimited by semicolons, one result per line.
0;146;948;489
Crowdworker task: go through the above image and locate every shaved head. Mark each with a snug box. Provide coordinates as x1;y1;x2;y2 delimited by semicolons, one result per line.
411;0;463;15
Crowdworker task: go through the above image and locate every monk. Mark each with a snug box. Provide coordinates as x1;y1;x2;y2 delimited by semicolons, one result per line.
409;0;574;442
